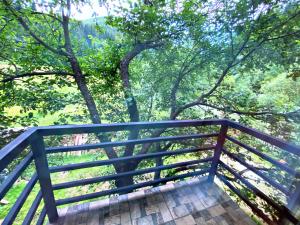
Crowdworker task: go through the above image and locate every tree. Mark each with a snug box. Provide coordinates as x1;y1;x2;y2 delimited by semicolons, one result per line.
0;0;128;186
0;0;299;189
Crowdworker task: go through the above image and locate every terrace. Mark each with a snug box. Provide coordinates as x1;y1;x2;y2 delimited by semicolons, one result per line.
0;119;300;225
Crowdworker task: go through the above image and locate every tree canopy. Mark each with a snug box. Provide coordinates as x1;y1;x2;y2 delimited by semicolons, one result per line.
0;1;299;221
1;0;299;142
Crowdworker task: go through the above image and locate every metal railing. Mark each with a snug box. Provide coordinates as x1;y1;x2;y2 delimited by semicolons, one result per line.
0;119;299;225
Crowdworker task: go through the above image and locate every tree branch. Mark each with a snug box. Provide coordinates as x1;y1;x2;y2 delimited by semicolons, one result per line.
198;102;281;116
1;71;74;82
3;0;68;57
0;18;13;33
0;55;19;73
170;47;204;116
31;11;63;24
120;41;165;158
172;10;300;120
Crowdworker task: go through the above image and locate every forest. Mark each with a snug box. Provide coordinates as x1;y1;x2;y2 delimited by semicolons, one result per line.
0;0;299;224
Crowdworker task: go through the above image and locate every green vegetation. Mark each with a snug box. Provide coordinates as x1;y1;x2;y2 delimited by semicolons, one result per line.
0;0;299;224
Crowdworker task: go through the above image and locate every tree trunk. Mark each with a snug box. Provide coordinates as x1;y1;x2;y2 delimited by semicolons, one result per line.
120;55;140;123
61;5;124;170
118;46;142;164
154;143;163;181
114;161;139;193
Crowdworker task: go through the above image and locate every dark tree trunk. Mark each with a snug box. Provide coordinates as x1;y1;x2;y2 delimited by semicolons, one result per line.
61;4;120;164
61;6;138;188
154;143;163;181
119;46;142;165
114;161;137;190
120;55;140;123
63;6;164;188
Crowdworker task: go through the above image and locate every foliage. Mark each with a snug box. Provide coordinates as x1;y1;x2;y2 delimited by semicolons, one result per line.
0;0;300;223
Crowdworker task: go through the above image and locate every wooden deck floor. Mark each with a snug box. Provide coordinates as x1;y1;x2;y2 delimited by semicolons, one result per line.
53;178;256;225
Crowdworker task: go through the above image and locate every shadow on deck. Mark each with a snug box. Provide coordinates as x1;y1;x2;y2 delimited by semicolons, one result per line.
55;178;255;225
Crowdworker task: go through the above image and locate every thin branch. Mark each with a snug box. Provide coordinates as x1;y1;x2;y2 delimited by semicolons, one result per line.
197;102;284;116
3;0;68;57
0;18;13;33
1;71;74;82
31;11;63;23
0;55;19;73
172;10;300;119
170;47;205;115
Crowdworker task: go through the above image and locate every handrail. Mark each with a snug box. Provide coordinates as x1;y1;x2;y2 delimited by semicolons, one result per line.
0;152;33;200
53;157;213;190
223;148;290;195
50;146;214;172
38;119;225;135
217;173;275;225
226;120;300;156
219;161;298;224
56;168;211;205
0;119;299;225
46;132;218;153
226;135;300;177
0;128;37;172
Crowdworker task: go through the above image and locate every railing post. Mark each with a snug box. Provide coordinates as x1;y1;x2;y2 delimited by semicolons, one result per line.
208;123;228;183
30;132;58;223
287;179;300;221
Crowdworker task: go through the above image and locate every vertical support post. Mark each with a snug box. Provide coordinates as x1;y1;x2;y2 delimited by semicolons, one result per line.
30;132;58;223
208;124;228;183
287;179;300;221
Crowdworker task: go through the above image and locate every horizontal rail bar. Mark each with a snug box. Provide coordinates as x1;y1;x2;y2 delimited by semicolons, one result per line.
22;191;43;225
219;161;298;224
0;153;33;200
226;120;300;157
39;119;224;136
0;128;37;172
36;207;46;225
46;133;218;153
226;136;300;178
1;174;38;225
50;146;214;172
223;148;290;195
53;157;213;190
56;169;209;205
217;173;275;225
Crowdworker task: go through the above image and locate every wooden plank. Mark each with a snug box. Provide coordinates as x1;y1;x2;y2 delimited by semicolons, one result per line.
46;133;218;153
50;146;214;173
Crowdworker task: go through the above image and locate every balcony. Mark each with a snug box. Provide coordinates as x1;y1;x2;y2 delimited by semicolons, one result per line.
0;119;299;225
